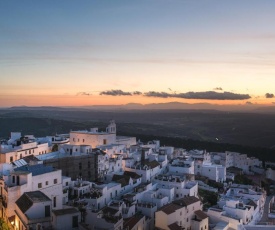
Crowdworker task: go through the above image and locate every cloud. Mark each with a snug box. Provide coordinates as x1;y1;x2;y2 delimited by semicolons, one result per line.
265;93;274;98
133;91;142;95
99;89;251;100
77;92;92;96
213;87;223;91
175;91;251;100
144;91;250;100
100;90;132;96
144;91;171;98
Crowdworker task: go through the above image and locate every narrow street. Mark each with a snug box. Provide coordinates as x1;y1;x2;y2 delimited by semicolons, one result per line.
257;195;274;225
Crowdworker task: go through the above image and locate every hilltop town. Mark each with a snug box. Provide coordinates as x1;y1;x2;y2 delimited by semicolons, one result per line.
0;121;275;230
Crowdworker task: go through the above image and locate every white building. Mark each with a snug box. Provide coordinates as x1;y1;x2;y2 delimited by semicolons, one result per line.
208;184;266;229
225;184;265;216
0;164;63;219
0;132;50;164
124;213;148;230
195;162;226;182
169;157;195;175
154;174;198;200
69;180;122;211
14;191;52;230
211;151;234;168
80;206;123;230
208;200;255;229
211;151;262;175
155;196;208;230
207;206;243;230
266;167;275;181
52;207;80;230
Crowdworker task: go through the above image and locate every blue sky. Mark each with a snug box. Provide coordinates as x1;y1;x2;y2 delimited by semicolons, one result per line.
1;0;275;106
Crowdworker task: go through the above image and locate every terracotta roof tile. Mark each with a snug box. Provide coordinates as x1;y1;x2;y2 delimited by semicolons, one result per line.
172;196;200;206
168;223;182;230
159;203;182;215
194;210;208;220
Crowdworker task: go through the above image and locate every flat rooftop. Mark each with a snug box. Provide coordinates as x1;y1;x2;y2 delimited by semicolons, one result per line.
14;164;55;176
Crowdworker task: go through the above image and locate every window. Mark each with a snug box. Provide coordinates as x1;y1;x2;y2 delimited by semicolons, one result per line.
54;179;57;184
73;138;75;142
12;176;15;183
66;182;69;186
72;216;78;228
83;139;85;143
38;183;42;188
53;196;56;208
20;154;22;159
10;156;13;163
103;139;107;145
88;161;90;168
45;205;50;217
79;163;82;170
45;181;48;186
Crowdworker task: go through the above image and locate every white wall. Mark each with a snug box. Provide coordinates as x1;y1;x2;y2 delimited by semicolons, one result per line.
52;209;80;230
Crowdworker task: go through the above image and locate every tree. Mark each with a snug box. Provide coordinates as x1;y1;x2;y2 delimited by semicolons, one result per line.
0;218;10;230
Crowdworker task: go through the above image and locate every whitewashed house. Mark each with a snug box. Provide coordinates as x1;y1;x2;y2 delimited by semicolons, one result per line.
14;191;52;230
52;207;80;230
0;164;63;219
0;132;50;164
155;196;208;230
154;174;198;199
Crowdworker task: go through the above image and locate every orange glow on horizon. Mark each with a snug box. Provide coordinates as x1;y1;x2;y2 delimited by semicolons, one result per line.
0;94;274;107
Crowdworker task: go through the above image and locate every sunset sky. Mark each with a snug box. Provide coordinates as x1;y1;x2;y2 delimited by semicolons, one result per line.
1;0;275;107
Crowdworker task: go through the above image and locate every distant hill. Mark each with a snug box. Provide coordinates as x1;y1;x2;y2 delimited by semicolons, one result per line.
252;106;275;114
1;116;275;162
80;101;256;111
5;102;275;113
1;109;275;148
0;117;89;138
